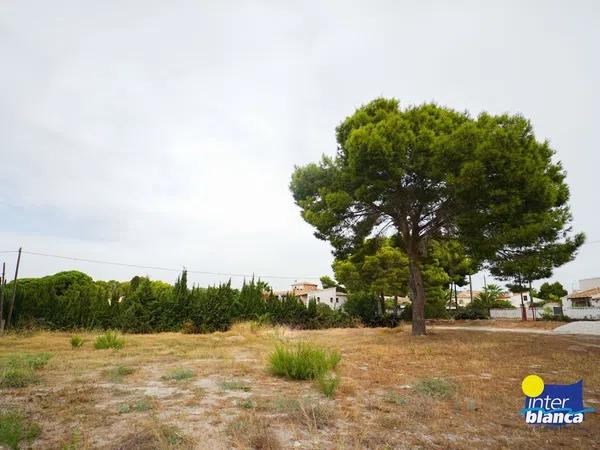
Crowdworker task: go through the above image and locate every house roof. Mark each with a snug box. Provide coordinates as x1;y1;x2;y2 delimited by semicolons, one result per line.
568;287;600;299
292;281;318;287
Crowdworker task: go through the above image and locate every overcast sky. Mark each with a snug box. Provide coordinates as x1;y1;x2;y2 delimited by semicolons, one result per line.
1;1;598;292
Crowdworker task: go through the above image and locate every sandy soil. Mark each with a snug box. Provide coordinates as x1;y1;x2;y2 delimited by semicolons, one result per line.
0;324;598;449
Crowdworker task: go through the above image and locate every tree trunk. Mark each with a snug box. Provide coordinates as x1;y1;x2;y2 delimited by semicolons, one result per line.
376;292;383;316
408;252;426;336
393;295;399;317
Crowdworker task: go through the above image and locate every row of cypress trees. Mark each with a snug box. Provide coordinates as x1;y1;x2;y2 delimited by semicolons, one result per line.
6;270;356;332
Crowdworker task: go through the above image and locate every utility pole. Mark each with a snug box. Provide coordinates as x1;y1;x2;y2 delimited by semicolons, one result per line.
469;274;473;304
6;248;22;330
0;262;5;332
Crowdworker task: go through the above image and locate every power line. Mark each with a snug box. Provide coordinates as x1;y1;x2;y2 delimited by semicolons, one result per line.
4;238;600;281
19;250;320;281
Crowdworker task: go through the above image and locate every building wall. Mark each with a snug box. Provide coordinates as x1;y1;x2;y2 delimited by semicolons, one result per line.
490;307;541;320
506;292;541;308
305;287;347;310
563;306;600;320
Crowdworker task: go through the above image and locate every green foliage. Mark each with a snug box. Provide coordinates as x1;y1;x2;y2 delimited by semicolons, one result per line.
107;364;135;382
453;306;489;320
9;353;52;370
4;269;370;334
219;380;251;391
538;281;567;302
0;367;36;388
237;399;255;409
94;331;125;350
70;336;84;348
116;403;131;414
316;374;340;398
290;98;582;335
343;292;379;323
334;237;408;300
473;284;502;308
116;400;153;414
188;282;235;333
0;353;52;388
319;276;339;289
384;390;408;406
161;368;194;381
414;378;457;398
0;411;41;450
268;342;341;380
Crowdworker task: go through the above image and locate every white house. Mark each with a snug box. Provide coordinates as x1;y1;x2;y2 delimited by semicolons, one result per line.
304;286;347;310
273;281;348;310
562;279;600;320
453;290;540;308
503;292;543;308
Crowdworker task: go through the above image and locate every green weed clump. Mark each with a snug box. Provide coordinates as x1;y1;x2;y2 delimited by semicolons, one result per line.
9;353;51;370
161;368;194;381
0;367;36;388
0;353;52;388
268;342;341;380
219;380;251;391
0;411;41;450
414;378;457;398
316;374;340;398
94;331;125;350
384;390;408;405
107;364;135;382
70;336;84;348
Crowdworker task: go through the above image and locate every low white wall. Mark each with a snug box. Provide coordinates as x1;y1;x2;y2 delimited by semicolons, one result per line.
563;307;600;320
491;306;600;320
490;307;540;320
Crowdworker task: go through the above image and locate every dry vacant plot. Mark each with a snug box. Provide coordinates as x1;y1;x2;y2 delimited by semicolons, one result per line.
0;323;598;449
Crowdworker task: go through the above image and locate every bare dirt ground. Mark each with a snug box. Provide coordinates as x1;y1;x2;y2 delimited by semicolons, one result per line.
1;323;599;449
426;319;566;330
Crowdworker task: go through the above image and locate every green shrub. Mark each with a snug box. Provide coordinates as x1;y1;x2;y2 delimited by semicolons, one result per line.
268;342;341;380
384;390;408;405
94;331;125;350
0;367;36;388
8;353;52;370
161;368;194;381
134;399;153;412
107;364;135;382
0;411;41;450
540;312;570;322
453;306;489;320
316;374;340;398
219;380;251;391
0;353;52;388
115;364;135;376
237;399;255;409
70;336;84;348
414;378;456;398
116;403;131;414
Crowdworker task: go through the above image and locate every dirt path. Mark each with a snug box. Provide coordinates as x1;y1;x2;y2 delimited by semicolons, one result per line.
433;322;600;337
431;325;551;335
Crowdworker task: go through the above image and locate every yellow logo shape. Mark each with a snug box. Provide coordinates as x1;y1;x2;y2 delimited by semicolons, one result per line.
522;375;545;397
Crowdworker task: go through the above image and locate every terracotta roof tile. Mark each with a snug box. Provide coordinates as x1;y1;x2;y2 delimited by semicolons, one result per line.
568;287;600;299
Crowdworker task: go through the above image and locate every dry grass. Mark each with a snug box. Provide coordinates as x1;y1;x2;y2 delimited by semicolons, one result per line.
0;324;598;449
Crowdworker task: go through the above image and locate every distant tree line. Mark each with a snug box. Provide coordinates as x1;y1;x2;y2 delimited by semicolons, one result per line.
3;270;358;332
